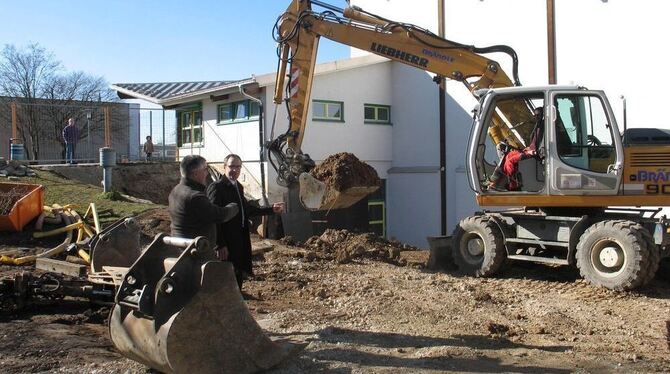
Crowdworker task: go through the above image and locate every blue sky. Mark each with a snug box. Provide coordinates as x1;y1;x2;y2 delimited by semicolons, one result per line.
0;0;351;84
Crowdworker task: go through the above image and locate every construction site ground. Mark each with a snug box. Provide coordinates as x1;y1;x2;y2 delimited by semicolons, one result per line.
1;206;669;373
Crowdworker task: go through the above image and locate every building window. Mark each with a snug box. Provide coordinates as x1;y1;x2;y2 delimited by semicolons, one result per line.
364;104;391;124
368;179;386;237
312;100;344;122
178;109;203;147
218;100;260;124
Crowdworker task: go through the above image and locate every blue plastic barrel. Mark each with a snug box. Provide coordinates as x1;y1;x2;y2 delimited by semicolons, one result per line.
10;143;24;161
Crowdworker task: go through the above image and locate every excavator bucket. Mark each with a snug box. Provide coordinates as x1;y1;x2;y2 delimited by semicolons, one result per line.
90;217;141;273
108;234;292;374
299;172;379;211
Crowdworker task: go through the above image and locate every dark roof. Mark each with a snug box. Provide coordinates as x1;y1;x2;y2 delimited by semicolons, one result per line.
623;128;670;145
111;79;253;103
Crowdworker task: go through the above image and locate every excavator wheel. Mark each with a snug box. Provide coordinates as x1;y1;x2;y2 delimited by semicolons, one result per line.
576;220;651;291
452;215;506;277
638;225;660;286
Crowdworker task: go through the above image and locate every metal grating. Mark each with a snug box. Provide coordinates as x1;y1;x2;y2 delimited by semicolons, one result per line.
629;152;670;167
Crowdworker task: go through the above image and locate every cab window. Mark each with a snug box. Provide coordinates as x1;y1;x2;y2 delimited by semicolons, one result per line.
555;95;615;173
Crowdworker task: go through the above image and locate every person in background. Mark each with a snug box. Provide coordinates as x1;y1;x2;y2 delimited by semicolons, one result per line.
62;118;79;164
207;154;284;291
168;155;238;246
143;135;155;161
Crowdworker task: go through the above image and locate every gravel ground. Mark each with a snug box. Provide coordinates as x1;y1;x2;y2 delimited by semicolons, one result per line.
1;230;669;373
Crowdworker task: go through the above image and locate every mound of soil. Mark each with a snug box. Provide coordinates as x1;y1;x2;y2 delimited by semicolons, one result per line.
134;208;171;241
298;229;419;265
311;153;380;191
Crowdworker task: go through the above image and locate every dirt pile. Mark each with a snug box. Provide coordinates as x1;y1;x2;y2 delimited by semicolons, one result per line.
311;153;380;191
296;229;420;265
134;208;171;241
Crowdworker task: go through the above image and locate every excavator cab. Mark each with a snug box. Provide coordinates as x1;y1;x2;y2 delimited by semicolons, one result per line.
469;86;624;202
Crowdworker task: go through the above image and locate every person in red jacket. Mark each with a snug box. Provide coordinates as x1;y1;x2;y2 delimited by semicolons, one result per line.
488;106;544;191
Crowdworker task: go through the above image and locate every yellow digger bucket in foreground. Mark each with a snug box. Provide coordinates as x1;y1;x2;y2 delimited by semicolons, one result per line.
109;235;292;374
299;172;379;211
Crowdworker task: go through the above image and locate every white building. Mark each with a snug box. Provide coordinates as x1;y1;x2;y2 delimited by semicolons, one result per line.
113;54;448;246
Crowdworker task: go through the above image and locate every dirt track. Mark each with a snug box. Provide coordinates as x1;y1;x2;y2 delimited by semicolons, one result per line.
1;225;670;373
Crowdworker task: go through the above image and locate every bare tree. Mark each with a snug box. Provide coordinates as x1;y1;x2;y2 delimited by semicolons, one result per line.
0;43;116;160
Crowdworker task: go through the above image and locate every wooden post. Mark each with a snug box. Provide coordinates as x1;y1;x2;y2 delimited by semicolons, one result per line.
104;106;111;147
11;102;17;140
547;0;557;84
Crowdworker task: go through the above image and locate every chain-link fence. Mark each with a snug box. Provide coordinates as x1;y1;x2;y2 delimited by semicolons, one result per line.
133;107;177;161
0;97;177;164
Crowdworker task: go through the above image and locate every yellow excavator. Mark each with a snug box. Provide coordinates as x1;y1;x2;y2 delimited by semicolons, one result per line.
268;0;532;211
104;1;668;373
268;0;669;291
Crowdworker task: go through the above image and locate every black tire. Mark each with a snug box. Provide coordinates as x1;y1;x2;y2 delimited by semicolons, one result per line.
638;225;660;285
657;258;670;282
576;220;650;291
452;215;506;277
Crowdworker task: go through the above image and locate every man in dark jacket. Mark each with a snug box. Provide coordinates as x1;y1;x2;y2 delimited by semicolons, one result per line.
207;154;284;290
169;155;238;246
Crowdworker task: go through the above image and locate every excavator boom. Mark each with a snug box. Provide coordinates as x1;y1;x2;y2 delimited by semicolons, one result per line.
268;0;534;209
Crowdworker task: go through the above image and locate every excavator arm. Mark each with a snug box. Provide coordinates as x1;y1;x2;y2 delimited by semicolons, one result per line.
268;0;532;188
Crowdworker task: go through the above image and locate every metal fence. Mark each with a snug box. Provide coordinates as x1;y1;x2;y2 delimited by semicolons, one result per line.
0;98;177;164
133;107;177;161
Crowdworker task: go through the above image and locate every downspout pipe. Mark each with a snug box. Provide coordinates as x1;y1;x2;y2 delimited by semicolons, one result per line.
239;83;269;206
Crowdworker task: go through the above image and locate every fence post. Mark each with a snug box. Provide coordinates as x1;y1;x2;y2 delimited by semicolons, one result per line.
104;106;111;148
162;110;166;160
10;102;18;140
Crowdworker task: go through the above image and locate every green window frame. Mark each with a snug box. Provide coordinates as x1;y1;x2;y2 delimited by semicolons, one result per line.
312;100;344;122
177;109;203;147
368;200;386;237
364;103;391;125
218;100;260;124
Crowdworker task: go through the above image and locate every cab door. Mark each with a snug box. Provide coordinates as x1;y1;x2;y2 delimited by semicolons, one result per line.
547;90;623;195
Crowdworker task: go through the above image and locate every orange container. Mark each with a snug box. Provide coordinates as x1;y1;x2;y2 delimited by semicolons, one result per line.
0;182;44;232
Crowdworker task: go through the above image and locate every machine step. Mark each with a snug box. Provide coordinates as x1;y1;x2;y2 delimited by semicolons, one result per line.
506;254;569;265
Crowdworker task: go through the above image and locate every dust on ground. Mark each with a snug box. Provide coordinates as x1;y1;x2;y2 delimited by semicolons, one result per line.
1;208;670;373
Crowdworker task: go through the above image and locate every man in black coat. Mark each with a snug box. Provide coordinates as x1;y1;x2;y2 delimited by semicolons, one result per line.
169;155;238;246
207;154;284;290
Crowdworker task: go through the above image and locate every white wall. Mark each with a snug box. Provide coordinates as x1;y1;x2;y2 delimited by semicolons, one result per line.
262;57;396;201
128;103;141;160
387;63;442;245
300;61;395;176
